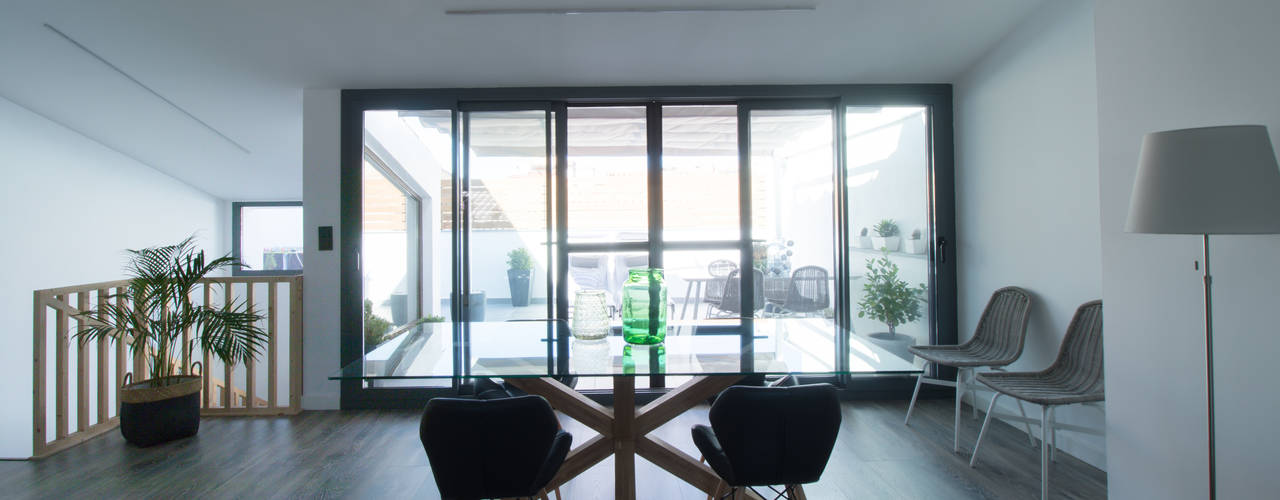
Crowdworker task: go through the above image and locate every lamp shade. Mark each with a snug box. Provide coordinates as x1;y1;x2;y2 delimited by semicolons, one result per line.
1126;125;1280;234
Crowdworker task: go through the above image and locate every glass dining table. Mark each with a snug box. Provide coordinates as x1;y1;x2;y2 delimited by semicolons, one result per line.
331;318;920;499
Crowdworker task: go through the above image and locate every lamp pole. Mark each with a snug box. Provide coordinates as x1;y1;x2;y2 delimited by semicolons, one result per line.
1201;233;1216;500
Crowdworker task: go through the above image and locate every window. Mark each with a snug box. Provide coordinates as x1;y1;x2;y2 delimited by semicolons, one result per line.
232;201;303;276
339;85;955;407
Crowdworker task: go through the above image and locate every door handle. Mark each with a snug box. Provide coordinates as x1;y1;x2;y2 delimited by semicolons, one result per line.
936;237;947;264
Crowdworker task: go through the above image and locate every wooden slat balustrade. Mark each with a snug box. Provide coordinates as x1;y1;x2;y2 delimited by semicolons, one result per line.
31;276;303;458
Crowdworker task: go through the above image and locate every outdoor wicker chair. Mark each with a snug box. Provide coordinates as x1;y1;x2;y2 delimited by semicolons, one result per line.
766;265;830;317
903;286;1035;453
710;268;765;318
703;259;738;310
970;300;1104;500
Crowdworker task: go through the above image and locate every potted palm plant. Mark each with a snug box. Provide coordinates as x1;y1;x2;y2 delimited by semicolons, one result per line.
857;251;925;361
506;247;535;307
74;237;267;447
871;219;901;251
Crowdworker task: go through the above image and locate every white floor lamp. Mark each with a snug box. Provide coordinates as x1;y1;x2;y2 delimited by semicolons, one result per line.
1125;125;1280;500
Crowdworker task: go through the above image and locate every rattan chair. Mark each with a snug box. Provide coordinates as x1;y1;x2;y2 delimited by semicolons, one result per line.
970;300;1104;500
710;268;765;317
766;265;830;317
702;259;738;310
903;286;1035;453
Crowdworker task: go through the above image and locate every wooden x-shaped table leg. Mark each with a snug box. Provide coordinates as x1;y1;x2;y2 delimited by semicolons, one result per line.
505;375;745;499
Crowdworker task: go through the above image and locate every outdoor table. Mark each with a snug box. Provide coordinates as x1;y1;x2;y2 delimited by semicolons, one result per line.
332;318;919;499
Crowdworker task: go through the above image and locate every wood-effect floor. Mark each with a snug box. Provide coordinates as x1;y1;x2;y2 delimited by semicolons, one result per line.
0;399;1106;499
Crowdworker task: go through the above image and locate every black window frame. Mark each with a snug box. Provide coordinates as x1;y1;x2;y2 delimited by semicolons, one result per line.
231;201;304;277
339;85;957;409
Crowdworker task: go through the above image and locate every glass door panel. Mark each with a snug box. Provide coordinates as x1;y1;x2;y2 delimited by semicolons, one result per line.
463;110;554;322
566;106;649;243
748;109;837;368
661;105;739;242
361;109;453;388
846;106;933;366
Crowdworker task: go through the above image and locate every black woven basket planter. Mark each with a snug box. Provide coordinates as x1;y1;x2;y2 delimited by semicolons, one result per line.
118;375;202;447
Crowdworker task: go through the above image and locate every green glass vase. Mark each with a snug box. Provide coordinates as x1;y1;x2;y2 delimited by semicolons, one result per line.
621;268;667;345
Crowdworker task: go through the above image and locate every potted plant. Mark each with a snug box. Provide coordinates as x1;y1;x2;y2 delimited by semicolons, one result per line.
506;247;534;307
871;219;901;251
856;251;925;361
858;227;874;248
74;237;267;447
364;299;394;353
908;228;928;254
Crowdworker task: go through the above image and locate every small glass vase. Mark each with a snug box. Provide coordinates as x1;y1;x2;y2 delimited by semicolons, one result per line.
621;268;667;345
571;290;610;340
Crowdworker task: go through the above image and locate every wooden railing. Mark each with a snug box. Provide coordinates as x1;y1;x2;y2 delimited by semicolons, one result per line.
32;276;303;458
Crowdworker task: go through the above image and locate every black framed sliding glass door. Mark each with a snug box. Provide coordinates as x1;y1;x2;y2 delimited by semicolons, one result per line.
339;85;956;408
458;104;561;376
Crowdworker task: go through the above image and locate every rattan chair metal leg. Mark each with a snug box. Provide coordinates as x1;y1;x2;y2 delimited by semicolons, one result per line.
1040;405;1053;500
904;361;928;425
954;368;966;452
969;393;1002;467
1050;410;1058;463
1016;399;1037;447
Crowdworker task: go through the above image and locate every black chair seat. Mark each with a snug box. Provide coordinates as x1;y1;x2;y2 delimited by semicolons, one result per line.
692;384;841;492
421;395;572;500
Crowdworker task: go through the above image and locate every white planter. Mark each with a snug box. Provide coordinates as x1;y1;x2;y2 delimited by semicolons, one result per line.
866;331;916;362
908;238;928;254
870;236;900;251
858;236;874;248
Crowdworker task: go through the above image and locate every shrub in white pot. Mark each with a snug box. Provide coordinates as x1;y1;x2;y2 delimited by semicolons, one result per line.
870;219;901;252
857;251;925;361
908;229;928;254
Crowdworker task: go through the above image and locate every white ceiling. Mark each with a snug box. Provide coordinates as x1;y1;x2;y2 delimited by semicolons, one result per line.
0;0;1043;200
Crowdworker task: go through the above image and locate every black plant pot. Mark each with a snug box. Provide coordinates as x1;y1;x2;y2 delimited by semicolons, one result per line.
119;375;202;447
508;269;532;307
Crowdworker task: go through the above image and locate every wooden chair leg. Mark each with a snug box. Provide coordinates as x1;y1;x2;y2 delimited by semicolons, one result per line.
790;484;808;500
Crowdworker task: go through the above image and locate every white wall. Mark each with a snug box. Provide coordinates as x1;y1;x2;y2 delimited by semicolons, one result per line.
1095;1;1280;497
300;89;341;409
954;0;1104;468
0;96;226;458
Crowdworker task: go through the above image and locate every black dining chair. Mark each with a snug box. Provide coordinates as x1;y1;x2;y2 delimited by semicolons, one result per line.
692;384;842;499
420;396;572;500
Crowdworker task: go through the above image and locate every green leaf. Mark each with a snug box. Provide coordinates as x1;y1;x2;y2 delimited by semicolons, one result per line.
71;234;269;373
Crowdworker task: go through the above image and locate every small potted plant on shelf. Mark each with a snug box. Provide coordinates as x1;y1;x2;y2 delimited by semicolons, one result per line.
858;227;874;248
871;219;901;251
506;247;535;307
857;251;926;361
74;236;267;447
908;228;928;254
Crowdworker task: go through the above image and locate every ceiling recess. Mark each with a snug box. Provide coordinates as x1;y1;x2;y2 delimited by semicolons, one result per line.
42;23;251;154
445;4;816;15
